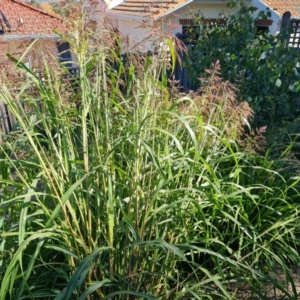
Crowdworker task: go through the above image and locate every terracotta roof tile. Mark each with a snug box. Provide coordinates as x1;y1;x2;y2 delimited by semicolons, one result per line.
110;0;300;19
109;0;187;18
0;0;64;36
261;0;300;17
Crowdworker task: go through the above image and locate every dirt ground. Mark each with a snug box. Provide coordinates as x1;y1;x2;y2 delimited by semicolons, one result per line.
228;267;300;299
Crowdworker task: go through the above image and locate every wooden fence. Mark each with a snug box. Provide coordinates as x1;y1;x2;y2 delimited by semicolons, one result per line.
0;101;16;139
0;66;80;143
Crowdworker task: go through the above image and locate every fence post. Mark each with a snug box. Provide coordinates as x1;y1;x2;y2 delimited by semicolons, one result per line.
0;101;9;135
280;11;291;48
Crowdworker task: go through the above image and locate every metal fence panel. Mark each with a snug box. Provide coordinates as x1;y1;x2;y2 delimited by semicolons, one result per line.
288;19;300;49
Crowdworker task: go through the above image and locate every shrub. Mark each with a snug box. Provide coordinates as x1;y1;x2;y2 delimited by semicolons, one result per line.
183;1;300;129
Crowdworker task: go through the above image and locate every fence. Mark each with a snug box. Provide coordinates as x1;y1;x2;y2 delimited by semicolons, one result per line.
289;19;300;49
280;11;300;50
0;101;16;139
0;66;80;143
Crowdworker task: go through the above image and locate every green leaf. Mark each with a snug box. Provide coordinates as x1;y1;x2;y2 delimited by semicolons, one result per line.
275;78;282;87
0;231;60;299
103;291;158;300
263;44;272;51
43;244;79;259
78;280;112;300
45;175;87;228
54;247;110;300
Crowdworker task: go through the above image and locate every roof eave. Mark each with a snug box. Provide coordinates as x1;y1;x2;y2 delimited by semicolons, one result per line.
2;34;61;41
107;0;194;20
11;0;63;21
106;0;126;10
106;11;145;20
160;0;193;18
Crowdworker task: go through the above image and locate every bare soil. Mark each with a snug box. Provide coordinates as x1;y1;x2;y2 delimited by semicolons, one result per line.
228;267;300;299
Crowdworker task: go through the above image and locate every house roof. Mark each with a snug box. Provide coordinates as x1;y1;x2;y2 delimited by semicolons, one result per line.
109;0;188;18
261;0;300;18
109;0;300;19
0;0;63;36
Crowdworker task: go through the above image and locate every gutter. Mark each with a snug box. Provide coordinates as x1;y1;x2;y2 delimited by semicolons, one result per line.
106;12;145;21
3;34;61;41
160;0;193;18
105;0;126;10
192;0;231;3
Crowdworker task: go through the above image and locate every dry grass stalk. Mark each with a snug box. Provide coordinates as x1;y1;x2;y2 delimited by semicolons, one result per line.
178;61;266;153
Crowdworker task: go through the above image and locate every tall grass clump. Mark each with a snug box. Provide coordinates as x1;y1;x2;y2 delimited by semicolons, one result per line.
1;13;300;300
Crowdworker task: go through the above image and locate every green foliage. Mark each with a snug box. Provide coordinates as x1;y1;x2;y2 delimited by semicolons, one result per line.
184;2;300;127
51;0;81;17
30;0;41;9
1;14;300;300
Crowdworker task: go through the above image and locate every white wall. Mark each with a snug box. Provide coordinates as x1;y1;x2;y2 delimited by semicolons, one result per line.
161;1;281;38
162;3;237;36
117;18;161;52
115;3;237;52
251;0;281;35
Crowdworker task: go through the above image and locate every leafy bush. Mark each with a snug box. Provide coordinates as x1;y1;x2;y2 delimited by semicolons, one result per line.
184;1;300;128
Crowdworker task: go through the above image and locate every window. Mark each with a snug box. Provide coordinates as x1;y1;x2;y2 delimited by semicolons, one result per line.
57;42;72;68
182;24;217;49
256;26;269;35
181;20;225;46
182;25;201;44
182;24;224;53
